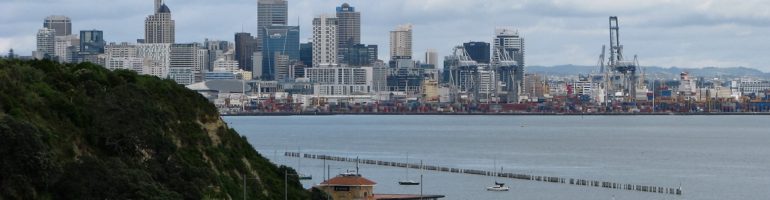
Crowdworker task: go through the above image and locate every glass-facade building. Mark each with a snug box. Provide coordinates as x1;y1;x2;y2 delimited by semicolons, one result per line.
261;25;299;80
463;41;490;64
80;30;105;54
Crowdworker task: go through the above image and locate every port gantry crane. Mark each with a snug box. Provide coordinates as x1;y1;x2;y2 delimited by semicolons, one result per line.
604;16;640;104
493;45;521;103
447;46;479;103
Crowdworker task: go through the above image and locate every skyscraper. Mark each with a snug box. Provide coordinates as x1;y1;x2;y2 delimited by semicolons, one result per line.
336;3;360;63
262;25;300;80
44;16;71;37
344;44;377;67
312;15;338;67
235;32;259;71
145;0;175;44
79;30;105;54
257;0;288;40
389;24;413;60
299;42;313;67
493;28;524;66
463;42;490;64
170;43;203;85
424;49;438;66
35;28;56;59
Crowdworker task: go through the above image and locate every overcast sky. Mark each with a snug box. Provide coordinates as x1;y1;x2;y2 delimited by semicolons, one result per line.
1;0;769;71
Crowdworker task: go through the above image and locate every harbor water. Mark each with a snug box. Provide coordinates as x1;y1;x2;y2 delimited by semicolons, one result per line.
224;115;770;200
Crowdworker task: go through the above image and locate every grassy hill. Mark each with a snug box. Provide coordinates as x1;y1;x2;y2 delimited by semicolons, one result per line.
0;59;309;199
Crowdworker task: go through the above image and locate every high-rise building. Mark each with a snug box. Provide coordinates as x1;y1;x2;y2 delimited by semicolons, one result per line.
257;0;288;40
79;30;105;54
390;24;413;60
336;3;360;63
204;39;230;71
299;42;313;67
44;15;71;37
312;15;338;67
145;0;175;44
424;49;438;66
235;32;259;71
261;25;300;80
136;43;171;78
170;43;203;85
463;42;490;64
344;44;377;67
35;28;56;59
54;35;79;63
493;28;524;66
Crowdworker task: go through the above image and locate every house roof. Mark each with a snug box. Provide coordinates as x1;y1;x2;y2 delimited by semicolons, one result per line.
320;174;376;186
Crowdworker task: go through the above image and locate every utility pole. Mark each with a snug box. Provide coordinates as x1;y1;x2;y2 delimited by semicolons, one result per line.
284;169;288;200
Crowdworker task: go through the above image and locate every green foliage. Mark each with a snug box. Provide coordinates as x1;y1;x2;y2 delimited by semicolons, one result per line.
0;59;309;199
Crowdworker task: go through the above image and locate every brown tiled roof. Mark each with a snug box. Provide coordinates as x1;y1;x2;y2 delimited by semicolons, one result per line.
320;175;377;186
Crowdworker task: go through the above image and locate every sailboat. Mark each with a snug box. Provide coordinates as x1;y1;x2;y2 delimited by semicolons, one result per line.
486;160;509;191
398;153;420;185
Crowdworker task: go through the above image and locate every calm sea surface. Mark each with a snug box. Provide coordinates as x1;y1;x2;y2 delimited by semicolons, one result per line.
224;115;770;200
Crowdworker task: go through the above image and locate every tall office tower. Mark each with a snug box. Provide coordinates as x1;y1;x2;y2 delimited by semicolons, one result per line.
344;44;377;66
299;42;313;67
104;42;143;72
424;48;438;66
257;0;288;40
44;16;71;36
145;0;175;44
463;42;490;64
312;15;338;67
204;39;230;71
154;0;162;12
336;3;360;63
170;43;202;85
234;32;259;71
136;43;172;78
35;28;56;59
493;28;524;66
55;35;79;63
389;24;413;60
79;30;105;54
261;25;299;80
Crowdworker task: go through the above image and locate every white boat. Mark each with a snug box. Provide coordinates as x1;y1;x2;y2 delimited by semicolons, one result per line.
486;182;510;191
486;159;509;191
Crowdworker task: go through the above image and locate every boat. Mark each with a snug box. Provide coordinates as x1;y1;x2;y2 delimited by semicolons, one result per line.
486;182;510;191
398;153;420;185
486;159;509;191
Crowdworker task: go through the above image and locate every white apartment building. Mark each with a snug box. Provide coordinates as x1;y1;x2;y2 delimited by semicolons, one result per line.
305;67;373;96
312;15;338;67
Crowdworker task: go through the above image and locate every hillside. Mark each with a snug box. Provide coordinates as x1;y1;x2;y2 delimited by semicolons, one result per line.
0;59;309;199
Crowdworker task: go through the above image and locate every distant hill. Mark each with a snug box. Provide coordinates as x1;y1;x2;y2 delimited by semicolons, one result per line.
0;59;310;199
527;65;770;79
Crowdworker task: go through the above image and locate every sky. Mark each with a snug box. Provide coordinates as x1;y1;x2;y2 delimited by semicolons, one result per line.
1;0;769;71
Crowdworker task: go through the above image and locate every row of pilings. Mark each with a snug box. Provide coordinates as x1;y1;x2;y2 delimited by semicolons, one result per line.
285;152;682;196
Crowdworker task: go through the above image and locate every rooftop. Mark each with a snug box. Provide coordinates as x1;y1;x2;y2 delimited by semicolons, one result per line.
319;174;376;186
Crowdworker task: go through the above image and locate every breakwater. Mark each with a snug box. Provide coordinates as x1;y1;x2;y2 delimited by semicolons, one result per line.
286;152;683;196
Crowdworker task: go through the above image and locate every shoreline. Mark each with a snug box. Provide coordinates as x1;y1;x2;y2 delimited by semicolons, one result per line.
221;112;770;116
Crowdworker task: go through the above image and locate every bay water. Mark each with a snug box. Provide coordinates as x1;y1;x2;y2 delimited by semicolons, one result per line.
224;115;770;200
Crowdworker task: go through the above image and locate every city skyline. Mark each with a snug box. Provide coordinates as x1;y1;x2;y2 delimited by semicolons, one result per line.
1;0;770;70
